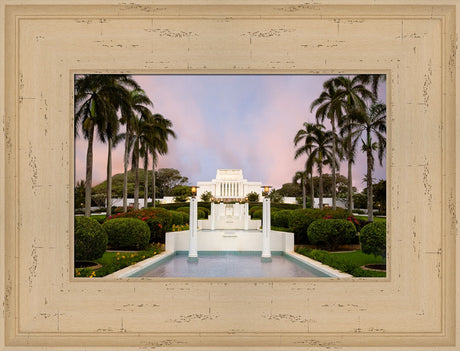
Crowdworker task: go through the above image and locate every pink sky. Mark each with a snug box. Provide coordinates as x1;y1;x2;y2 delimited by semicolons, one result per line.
75;75;386;192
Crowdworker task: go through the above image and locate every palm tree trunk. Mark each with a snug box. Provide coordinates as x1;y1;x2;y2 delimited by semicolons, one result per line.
133;142;140;210
302;175;306;209
331;117;337;210
152;155;156;208
347;158;353;212
106;138;112;217
318;166;323;209
143;153;148;209
84;122;94;217
310;173;314;209
367;142;373;222
123;127;129;213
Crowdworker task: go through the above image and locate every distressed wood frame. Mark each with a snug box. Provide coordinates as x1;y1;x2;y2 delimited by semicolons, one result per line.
0;1;459;349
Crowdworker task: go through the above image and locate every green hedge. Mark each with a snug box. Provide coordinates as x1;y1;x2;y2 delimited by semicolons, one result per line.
108;208;172;243
169;210;184;225
287;208;354;245
102;218;150;250
307;219;357;251
271;210;292;228
360;221;386;258
74;216;108;261
249;206;262;217
251;209;263;219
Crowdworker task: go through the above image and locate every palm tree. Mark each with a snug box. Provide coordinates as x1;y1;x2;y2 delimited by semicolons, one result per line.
293;170;308;209
119;88;153;212
75;75;123;217
295;123;337;209
333;76;374;212
355;74;386;99
310;78;343;210
148;114;176;208
349;103;386;221
294;122;317;208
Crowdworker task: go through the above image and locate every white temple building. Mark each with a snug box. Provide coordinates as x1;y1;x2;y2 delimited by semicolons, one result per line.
197;169;262;202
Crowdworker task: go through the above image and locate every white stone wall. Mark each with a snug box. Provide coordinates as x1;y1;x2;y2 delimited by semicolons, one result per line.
166;230;294;252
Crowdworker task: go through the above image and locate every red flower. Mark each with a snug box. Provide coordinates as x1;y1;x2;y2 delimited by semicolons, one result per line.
158;223;163;228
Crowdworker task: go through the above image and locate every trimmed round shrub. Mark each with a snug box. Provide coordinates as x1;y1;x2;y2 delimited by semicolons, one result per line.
102;218;150;250
307;219;357;251
251;209;263;219
272;210;292;228
181;212;190;224
110;208;172;243
359;221;386;258
249;205;262;217
74;216;108;261
169;210;184;225
288;209;318;244
176;206;190;214
197;209;206;219
198;206;210;218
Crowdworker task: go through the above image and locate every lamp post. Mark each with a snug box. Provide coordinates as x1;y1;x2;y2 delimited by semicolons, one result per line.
261;185;272;262
188;186;199;262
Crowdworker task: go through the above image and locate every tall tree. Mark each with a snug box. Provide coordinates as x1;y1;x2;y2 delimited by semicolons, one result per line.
350;103;386;221
294;122;317;208
292;171;308;209
295;123;337;209
333;75;374;212
119;88;153;212
310;78;344;210
149;114;176;208
75;75;128;216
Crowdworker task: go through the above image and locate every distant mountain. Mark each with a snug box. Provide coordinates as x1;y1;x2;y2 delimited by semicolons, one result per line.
92;169;153;198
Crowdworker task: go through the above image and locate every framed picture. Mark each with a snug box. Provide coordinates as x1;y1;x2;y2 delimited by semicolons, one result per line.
1;1;458;349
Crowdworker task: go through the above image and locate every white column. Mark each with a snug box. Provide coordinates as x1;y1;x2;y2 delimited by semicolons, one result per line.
244;202;249;230
188;197;198;262
210;202;215;230
261;196;271;261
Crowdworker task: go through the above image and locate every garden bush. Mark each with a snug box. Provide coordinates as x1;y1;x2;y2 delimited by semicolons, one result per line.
102;218;150;251
108;208;172;243
359;221;386;258
287;209;317;244
251;209;263;219
169;210;184;225
272;210;292;228
249;205;262;217
307;219;357;251
74;216;108;261
181;211;190;224
197;209;206;219
176;206;190;214
197;206;210;218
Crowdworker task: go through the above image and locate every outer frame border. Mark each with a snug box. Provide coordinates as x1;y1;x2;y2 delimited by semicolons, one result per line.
0;1;458;350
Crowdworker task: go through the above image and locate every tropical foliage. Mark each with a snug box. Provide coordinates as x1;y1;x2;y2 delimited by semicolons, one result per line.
294;74;386;215
74;74;176;216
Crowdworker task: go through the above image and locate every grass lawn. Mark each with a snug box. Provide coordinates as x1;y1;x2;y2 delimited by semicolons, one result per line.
354;215;386;223
296;247;386;277
75;242;164;278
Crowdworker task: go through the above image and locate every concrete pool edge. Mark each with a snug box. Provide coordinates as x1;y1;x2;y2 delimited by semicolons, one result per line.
283;251;352;278
103;251;176;279
103;250;352;279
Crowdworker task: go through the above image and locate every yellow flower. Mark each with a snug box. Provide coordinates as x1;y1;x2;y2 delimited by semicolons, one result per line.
117;257;120;260
122;256;125;259
142;256;145;259
116;252;120;255
153;252;157;255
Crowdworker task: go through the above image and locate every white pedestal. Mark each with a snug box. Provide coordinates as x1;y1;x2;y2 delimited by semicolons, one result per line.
261;197;271;262
188;197;198;262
